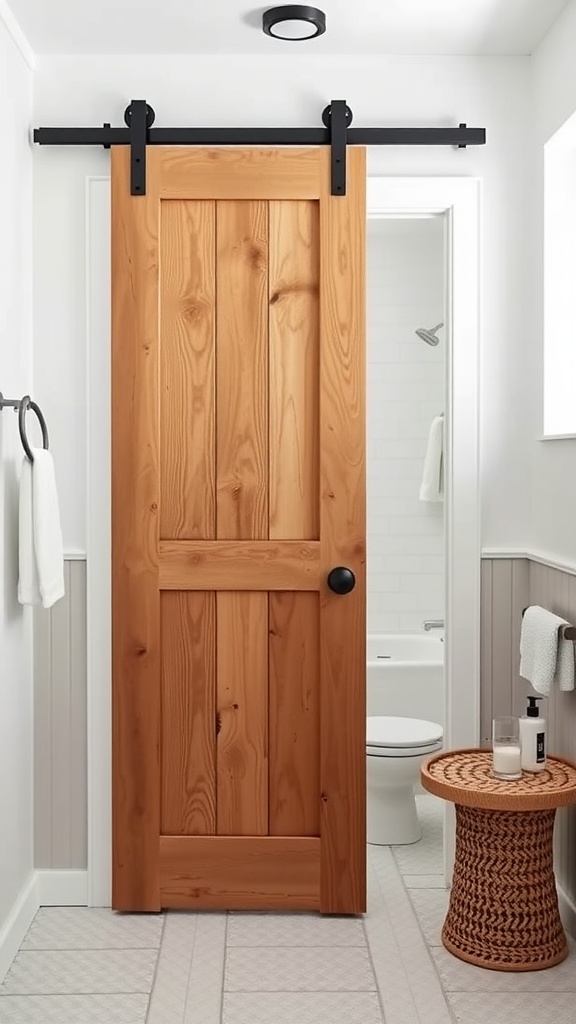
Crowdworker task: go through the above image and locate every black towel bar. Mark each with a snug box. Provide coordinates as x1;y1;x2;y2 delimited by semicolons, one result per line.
521;606;576;641
0;392;49;462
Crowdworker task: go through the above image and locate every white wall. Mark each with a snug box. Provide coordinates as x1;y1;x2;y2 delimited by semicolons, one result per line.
0;12;34;927
32;53;531;553
367;218;444;633
530;0;576;564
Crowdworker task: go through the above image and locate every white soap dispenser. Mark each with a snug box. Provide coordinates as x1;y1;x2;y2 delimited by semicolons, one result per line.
519;696;546;772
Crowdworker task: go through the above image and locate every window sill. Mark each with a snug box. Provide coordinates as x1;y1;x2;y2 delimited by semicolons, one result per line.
539;434;576;441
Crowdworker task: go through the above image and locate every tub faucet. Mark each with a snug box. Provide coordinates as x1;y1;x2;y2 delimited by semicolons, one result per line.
423;619;444;631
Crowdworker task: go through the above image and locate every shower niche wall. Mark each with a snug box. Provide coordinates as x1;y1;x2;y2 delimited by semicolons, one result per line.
367;216;446;638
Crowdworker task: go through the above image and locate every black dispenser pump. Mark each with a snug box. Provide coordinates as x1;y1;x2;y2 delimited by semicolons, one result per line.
526;696;544;717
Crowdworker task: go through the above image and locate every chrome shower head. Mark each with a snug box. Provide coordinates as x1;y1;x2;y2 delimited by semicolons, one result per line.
415;322;443;346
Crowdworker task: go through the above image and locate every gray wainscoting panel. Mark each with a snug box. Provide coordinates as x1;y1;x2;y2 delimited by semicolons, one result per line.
481;557;576;908
479;558;529;746
528;560;576;908
34;559;87;869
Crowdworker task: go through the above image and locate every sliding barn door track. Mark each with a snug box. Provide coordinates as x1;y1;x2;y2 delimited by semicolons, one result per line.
33;99;486;196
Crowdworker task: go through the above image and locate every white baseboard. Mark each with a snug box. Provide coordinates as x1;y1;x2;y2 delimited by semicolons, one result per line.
558;883;576;939
0;870;89;983
0;872;88;983
36;870;88;906
0;874;38;984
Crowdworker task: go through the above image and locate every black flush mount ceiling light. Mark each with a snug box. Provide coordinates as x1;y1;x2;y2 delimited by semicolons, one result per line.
263;5;326;40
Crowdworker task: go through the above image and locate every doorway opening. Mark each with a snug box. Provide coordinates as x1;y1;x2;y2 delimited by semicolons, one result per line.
366;214;445;850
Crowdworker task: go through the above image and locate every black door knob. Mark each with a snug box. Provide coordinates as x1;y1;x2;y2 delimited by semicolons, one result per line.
327;566;356;595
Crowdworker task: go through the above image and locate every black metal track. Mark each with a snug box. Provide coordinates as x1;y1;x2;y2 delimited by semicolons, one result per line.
33;125;486;147
33;100;486;196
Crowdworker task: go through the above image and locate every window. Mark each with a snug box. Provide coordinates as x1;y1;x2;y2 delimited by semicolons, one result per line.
543;111;576;437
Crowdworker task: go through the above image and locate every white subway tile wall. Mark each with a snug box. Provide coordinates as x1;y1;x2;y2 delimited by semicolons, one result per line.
367;218;445;634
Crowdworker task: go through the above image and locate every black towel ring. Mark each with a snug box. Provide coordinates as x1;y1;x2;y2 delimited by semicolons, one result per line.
18;396;49;463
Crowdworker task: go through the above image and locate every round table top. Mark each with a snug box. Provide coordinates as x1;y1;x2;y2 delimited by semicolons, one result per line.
421;749;576;811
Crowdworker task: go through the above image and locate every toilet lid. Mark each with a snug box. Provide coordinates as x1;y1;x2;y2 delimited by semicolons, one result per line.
366;716;443;749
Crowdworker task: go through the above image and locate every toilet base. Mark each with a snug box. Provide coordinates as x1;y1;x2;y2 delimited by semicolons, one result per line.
366;749;431;846
367;782;422;846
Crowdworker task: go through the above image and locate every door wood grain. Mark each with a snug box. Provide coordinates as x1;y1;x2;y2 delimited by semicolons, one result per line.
112;147;161;910
160;200;215;541
161;591;216;835
269;592;320;836
216;591;269;836
158;540;320;590
160;835;320;909
269;200;319;541
318;148;367;913
216;201;268;541
112;146;366;913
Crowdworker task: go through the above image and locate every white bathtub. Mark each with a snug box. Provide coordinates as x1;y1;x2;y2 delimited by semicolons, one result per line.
367;633;444;726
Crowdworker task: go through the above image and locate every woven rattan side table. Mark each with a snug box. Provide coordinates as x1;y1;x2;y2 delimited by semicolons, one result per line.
421;749;576;972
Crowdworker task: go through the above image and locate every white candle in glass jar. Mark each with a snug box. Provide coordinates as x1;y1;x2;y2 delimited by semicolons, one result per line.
492;744;522;775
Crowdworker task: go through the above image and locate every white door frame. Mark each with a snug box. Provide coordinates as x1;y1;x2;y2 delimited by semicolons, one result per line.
86;175;481;903
86;177;112;905
367;177;481;882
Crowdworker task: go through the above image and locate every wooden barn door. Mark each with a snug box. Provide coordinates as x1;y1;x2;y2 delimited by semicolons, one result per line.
111;146;366;913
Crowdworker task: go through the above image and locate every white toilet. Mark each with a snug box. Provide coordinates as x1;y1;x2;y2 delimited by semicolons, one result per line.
366;716;443;845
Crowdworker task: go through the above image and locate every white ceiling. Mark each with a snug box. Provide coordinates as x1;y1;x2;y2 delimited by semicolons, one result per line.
8;0;570;55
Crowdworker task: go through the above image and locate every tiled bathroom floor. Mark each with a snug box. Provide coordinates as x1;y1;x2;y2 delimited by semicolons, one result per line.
1;796;574;1023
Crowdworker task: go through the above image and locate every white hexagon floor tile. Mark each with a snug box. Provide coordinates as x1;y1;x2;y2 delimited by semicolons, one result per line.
21;908;164;950
227;912;365;947
0;949;158;995
364;889;419;1024
179;912;227;1024
431;940;576;992
145;914;198;1024
366;847;453;1024
405;887;450;946
146;911;226;1024
0;993;149;1022
402;874;446;888
224;947;376;992
222;991;384;1024
447;991;576;1024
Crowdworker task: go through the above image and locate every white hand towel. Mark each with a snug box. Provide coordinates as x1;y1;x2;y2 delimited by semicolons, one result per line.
519;605;574;696
419;415;444;502
18;449;65;609
18;456;41;606
556;628;575;692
